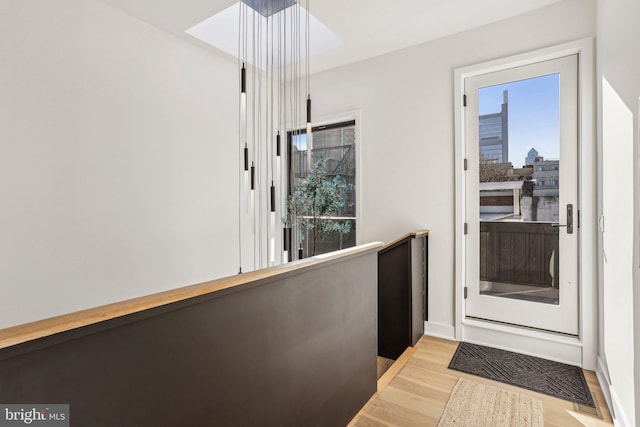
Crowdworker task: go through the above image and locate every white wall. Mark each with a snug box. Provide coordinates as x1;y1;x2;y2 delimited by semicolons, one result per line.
596;0;640;424
310;0;595;334
601;77;635;426
0;0;238;328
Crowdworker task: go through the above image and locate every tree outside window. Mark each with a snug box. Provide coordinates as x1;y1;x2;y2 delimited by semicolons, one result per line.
287;121;356;258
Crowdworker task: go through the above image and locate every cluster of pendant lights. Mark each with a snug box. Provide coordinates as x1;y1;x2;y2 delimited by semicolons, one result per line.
238;0;312;273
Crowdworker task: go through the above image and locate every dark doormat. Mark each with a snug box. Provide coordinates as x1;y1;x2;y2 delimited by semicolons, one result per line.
448;342;595;407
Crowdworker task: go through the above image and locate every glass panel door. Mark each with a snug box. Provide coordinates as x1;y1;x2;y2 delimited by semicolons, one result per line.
464;55;579;335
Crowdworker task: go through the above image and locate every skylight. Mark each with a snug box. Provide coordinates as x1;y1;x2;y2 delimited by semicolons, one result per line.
185;2;342;70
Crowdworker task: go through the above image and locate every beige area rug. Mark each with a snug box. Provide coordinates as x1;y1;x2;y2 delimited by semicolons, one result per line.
438;378;544;427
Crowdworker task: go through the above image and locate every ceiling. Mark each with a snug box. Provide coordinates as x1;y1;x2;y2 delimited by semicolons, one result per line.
97;0;564;73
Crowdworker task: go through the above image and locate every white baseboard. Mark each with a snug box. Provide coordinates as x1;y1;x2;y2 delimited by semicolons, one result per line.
609;386;632;427
461;318;583;366
596;355;634;427
424;321;456;341
596;356;615;420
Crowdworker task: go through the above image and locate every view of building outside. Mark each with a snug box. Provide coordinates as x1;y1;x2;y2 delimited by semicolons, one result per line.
477;74;561;305
526;147;539;166
478;75;560;222
289;121;356;257
479;90;509;164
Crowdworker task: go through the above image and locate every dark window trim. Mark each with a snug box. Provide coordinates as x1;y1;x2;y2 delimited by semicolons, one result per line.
286;120;357;259
288;120;356;136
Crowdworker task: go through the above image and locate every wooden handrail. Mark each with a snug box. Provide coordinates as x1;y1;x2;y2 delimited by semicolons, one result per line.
0;242;383;350
382;229;429;251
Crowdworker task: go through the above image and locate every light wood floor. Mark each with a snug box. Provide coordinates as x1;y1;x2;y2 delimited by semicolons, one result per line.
350;336;613;426
377;356;395;380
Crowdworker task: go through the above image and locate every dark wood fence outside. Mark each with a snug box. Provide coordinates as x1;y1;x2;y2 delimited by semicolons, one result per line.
480;221;559;287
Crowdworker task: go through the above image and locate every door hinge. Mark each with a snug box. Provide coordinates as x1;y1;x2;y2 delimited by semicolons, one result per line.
464;287;468;299
577;209;581;229
464;223;468;235
463;94;467;107
463;158;468;171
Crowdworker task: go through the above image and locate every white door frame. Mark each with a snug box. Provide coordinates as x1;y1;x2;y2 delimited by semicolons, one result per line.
454;38;596;368
464;55;579;335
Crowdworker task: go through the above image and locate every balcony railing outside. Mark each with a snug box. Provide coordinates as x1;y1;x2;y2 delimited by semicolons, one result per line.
480;221;559;288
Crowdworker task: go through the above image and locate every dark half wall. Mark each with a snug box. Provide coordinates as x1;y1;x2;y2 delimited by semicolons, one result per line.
0;246;380;427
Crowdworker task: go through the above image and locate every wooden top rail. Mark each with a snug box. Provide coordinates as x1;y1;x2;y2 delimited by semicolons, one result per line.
382;229;429;251
0;242;383;350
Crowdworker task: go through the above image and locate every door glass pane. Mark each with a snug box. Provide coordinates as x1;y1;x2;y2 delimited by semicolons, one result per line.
478;74;560;305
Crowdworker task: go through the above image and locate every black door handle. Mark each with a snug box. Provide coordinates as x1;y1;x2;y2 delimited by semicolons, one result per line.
551;204;573;234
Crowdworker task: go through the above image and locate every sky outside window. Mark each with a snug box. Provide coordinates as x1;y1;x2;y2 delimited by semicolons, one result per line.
479;74;560;167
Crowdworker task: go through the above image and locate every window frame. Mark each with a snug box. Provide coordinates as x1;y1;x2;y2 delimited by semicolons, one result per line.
286;118;359;258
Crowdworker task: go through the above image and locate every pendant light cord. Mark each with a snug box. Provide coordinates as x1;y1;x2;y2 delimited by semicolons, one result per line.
237;1;244;274
306;0;310;98
236;0;312;267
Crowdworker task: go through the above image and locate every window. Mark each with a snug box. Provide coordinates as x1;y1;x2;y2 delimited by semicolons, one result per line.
536;166;547;172
288;120;356;258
